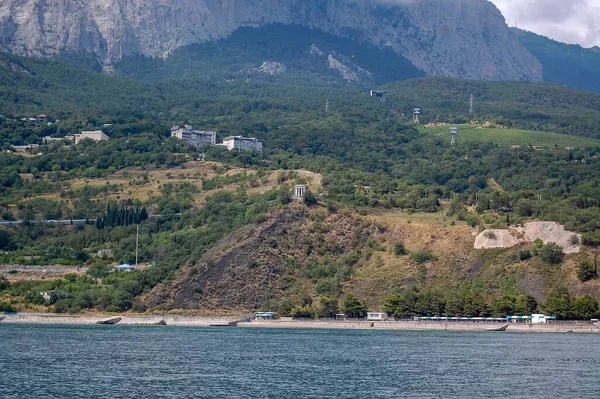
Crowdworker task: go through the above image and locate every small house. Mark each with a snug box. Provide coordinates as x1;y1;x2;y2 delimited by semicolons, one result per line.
367;312;389;321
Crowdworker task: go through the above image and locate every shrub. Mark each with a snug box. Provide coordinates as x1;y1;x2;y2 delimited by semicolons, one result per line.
582;232;600;247
0;276;10;291
394;242;407;256
409;250;437;264
290;306;316;319
577;260;596;282
519;250;532;261
304;189;318;206
484;231;497;239
0;302;16;312
569;235;581;246
539;243;564;265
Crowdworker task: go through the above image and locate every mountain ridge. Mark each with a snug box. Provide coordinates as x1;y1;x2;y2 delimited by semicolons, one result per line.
0;0;541;81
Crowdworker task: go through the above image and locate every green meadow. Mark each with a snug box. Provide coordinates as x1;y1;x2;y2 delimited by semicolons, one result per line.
419;124;600;148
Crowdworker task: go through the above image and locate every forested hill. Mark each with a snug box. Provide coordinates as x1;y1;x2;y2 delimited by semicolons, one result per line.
516;30;600;94
384;78;600;139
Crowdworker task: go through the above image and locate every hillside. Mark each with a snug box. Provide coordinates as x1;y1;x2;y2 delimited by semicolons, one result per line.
144;203;371;312
419;124;600;148
384;77;600;139
516;30;600;94
114;25;424;85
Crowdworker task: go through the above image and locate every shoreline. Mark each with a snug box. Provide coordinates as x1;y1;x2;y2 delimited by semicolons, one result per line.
2;313;600;333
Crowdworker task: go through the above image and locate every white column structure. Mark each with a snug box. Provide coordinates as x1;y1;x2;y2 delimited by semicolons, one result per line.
293;184;308;199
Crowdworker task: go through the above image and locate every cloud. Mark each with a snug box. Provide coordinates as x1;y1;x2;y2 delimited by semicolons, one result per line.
490;0;600;47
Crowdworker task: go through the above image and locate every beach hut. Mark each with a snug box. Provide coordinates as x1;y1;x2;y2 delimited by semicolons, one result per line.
255;312;275;320
367;312;389;321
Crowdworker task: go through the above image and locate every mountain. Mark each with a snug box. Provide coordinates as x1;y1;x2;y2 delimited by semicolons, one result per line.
0;0;541;82
113;24;425;84
515;29;600;94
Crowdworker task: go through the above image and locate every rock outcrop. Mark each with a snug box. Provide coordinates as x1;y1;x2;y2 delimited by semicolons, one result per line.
0;0;542;81
475;222;582;254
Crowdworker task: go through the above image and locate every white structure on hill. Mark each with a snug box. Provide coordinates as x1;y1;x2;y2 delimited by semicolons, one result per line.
171;125;216;147
293;184;307;200
75;130;109;144
222;136;263;152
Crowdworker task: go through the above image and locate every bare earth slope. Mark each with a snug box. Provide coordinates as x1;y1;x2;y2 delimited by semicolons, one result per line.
0;0;541;81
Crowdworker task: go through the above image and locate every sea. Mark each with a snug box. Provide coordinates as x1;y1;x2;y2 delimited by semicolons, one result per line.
0;324;598;398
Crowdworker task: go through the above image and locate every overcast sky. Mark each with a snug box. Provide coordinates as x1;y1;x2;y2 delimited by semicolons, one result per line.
490;0;600;47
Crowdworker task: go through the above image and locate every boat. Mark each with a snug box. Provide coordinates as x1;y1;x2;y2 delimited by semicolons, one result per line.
96;317;121;325
489;324;509;332
0;316;5;322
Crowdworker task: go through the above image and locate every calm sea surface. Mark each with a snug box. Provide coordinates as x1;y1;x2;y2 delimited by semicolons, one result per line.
1;324;598;398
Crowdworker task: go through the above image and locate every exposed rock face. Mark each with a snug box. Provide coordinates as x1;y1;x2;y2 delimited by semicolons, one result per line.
257;61;286;75
0;0;542;81
475;222;582;254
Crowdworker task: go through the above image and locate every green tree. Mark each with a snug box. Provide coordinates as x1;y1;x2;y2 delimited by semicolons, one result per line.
577;260;596;282
573;295;600;319
87;264;111;279
0;302;16;312
319;296;339;318
290;306;316;319
543;289;573;319
342;294;368;319
304;189;318;206
0;276;10;291
539;243;564;264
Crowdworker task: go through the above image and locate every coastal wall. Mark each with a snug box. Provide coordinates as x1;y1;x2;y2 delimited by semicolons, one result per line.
1;313;237;326
2;313;599;333
240;320;600;334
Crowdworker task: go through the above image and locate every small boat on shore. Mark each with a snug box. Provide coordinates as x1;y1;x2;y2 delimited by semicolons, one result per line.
0;316;5;322
490;324;509;332
96;317;121;325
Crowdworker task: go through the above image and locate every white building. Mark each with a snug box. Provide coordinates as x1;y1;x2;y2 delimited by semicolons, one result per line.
74;130;109;145
293;184;308;200
367;312;389;321
222;136;263;152
171;125;216;148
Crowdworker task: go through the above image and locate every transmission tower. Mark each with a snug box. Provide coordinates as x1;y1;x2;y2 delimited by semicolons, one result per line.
413;108;421;124
469;94;474;114
450;127;457;146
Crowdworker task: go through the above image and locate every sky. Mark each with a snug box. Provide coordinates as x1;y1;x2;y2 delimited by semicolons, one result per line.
490;0;600;47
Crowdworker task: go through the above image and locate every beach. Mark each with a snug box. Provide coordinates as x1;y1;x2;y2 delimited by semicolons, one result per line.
2;313;599;333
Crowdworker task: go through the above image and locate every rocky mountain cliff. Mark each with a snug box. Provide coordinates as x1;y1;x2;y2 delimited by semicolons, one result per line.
0;0;542;81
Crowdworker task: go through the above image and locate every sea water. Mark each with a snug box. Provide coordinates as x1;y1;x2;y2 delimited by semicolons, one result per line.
0;324;598;398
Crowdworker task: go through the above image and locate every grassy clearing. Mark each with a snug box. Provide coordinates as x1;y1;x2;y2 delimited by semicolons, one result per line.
419;124;600;148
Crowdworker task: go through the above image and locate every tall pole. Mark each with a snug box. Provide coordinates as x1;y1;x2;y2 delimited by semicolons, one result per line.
469;94;474;114
135;224;139;268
